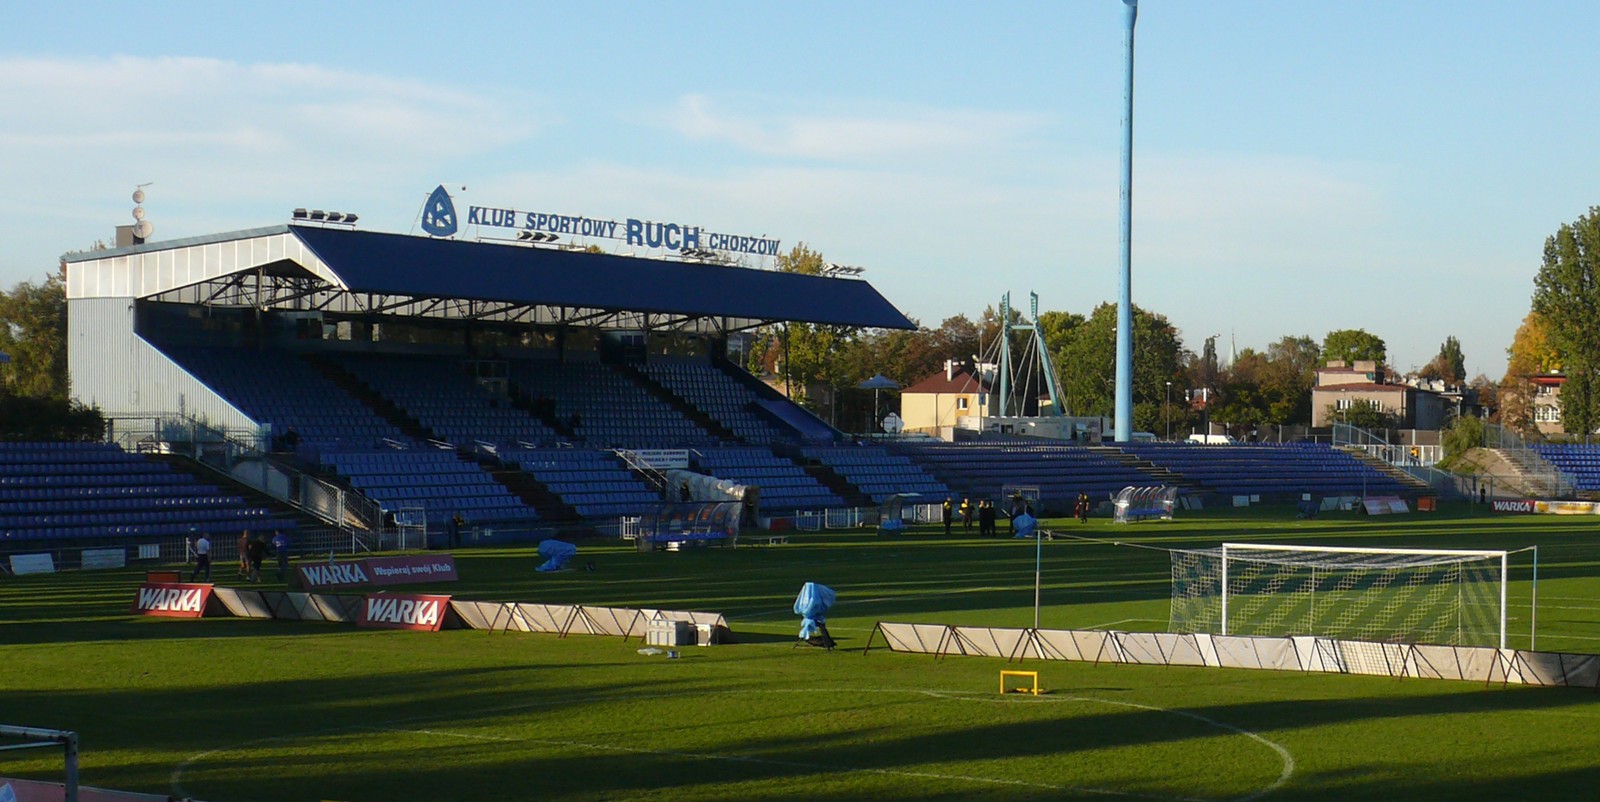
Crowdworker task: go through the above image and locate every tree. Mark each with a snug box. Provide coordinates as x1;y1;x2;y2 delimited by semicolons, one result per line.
1440;411;1485;465
1261;335;1320;424
1418;336;1466;384
1321;329;1386;366
0;273;69;401
1532;207;1600;435
1054;303;1182;432
1498;311;1559;433
1324;398;1394;429
745;243;860;417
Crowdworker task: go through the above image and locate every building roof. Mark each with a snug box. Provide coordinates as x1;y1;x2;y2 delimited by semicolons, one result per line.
1313;383;1409;393
62;224;915;332
903;368;993;395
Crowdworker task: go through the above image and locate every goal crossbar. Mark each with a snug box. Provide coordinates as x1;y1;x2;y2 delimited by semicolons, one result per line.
1223;542;1507;559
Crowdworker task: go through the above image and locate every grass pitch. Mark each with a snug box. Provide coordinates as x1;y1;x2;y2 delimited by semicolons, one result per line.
5;504;1600;800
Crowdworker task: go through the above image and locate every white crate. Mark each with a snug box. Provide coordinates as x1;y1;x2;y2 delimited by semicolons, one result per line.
646;619;694;646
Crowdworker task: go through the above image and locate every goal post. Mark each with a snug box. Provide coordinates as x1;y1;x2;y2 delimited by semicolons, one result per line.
1171;542;1516;649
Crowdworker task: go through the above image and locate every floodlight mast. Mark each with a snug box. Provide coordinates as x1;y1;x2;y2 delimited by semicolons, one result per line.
1114;0;1138;443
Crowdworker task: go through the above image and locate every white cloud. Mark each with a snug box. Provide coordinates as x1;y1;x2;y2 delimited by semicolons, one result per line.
0;55;543;276
663;93;1042;162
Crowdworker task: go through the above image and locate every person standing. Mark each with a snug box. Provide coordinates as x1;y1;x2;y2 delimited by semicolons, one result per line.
1076;492;1091;524
271;530;291;581
447;514;463;549
942;498;953;536
190;532;212;582
237;530;252;577
960;498;973;532
978;500;995;537
245;534;267;583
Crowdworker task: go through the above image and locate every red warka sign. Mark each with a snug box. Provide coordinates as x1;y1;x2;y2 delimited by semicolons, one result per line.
357;593;451;632
131;583;213;618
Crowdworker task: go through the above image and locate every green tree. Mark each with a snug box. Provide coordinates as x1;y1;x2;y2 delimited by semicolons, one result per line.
1441;410;1486;464
1532;207;1600;435
1321;329;1387;366
1324;398;1395;429
0;273;69;400
1419;336;1466;384
1054;303;1182;431
745;244;861;417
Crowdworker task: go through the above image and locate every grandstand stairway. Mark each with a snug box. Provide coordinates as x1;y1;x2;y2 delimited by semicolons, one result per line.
1088;446;1202;493
474;456;594;535
149;453;332;534
505;386;578;440
788;451;873;507
1337;448;1434;496
302;355;434;443
611;363;739;442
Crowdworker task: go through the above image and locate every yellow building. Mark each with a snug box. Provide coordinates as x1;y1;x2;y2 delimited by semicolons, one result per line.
900;362;993;436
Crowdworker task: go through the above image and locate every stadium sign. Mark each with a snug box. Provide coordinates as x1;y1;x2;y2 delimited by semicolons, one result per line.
357;593;451;632
421;185;781;257
131;583;214;618
297;561;372;589
296;555;458;590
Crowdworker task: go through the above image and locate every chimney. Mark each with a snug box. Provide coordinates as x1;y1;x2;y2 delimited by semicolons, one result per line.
945;360;954;381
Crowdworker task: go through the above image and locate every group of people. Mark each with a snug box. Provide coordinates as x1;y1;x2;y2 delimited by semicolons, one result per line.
186;529;292;583
939;492;1094;537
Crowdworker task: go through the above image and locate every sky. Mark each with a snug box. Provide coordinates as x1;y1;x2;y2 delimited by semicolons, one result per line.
4;1;1598;380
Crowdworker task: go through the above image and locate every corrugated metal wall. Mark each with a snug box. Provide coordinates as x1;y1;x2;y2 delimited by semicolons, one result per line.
65;230;338;300
69;296;258;431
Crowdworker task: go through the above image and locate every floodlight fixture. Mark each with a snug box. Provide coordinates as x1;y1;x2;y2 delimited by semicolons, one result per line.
292;209;309;220
309;210;328;221
822;262;865;277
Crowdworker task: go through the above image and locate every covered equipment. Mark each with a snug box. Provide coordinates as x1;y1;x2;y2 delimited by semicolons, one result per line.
794;582;837;649
535;539;579;572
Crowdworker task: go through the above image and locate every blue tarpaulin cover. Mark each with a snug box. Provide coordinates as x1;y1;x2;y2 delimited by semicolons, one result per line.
794;582;836;639
1012;512;1038;539
536;539;578;572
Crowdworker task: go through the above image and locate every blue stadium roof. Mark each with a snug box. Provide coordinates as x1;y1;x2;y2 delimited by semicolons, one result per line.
292;226;915;330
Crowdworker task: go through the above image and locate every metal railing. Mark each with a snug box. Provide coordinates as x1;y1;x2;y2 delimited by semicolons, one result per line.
106;415;383;534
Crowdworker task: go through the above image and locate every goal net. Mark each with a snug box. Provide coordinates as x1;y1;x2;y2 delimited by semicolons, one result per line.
1169;543;1508;648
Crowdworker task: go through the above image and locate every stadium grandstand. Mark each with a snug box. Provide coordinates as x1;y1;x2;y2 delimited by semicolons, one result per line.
7;219;1429;561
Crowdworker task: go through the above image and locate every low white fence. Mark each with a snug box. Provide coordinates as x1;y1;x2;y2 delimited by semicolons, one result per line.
865;621;1600;688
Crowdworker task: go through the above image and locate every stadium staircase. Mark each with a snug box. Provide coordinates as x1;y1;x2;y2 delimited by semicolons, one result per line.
1337;448;1435;496
302;355;434;443
611;363;739;442
147;453;330;534
474;456;593;535
1088;445;1202;493
782;447;873;507
505;386;578;440
1491;448;1574;498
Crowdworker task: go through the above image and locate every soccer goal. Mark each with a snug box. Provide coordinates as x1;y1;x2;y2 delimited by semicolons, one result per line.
1169;543;1522;649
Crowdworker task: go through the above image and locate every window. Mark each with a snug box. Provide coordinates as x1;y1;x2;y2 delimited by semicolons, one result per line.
1336;398;1352;411
957;397;969;411
1535;405;1562;423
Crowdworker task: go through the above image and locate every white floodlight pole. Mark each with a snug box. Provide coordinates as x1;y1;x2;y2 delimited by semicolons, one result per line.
1114;0;1138;443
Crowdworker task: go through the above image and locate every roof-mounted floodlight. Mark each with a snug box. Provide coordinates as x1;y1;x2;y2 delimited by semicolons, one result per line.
515;231;560;244
292;208;359;227
822;262;865;277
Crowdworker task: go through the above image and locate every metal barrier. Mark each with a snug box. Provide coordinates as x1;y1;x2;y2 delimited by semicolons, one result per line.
106;415;383;534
